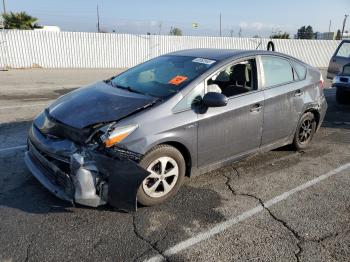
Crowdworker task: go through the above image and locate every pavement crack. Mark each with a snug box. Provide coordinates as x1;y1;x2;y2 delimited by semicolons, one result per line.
221;171;303;262
261;203;303;262
132;214;169;262
221;166;240;196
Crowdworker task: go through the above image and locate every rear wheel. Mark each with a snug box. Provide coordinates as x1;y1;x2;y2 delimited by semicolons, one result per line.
292;112;317;150
336;88;348;104
137;145;186;206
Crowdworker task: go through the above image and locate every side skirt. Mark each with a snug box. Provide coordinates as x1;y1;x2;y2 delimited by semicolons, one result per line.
194;137;292;177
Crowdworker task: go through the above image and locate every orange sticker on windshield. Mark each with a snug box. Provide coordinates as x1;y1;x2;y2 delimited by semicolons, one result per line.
169;75;188;85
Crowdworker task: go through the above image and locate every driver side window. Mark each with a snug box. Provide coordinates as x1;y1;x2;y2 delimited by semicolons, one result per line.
206;59;257;97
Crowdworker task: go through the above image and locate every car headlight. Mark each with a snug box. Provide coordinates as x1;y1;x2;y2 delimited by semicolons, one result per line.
104;124;138;147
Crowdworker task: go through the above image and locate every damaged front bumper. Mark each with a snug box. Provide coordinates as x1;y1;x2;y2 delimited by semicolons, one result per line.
25;125;149;211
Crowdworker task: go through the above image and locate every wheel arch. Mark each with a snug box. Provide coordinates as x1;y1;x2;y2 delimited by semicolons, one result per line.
145;141;193;178
161;141;192;177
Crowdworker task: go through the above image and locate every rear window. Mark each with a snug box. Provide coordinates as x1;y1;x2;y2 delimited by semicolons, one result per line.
261;56;294;87
336;42;350;58
292;61;307;80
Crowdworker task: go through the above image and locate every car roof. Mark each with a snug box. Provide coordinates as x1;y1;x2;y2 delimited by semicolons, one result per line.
167;48;285;61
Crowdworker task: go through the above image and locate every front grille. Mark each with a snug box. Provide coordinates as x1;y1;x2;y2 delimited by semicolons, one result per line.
28;141;74;196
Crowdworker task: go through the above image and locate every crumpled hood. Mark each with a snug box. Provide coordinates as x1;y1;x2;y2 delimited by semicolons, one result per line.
48;81;158;129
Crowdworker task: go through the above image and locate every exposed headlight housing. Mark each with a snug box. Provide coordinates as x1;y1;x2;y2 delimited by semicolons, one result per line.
103;124;138;147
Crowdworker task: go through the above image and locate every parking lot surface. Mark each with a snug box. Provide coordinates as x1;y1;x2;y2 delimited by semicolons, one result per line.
0;69;350;262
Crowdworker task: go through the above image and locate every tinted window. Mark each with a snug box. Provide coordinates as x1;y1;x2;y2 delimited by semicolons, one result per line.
261;56;293;87
336;42;350;58
292;61;307;80
110;55;217;98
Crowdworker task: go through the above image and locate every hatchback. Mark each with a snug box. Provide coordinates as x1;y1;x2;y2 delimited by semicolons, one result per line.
25;49;327;211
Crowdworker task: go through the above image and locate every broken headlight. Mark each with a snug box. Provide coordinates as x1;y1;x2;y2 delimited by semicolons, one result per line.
102;124;138;148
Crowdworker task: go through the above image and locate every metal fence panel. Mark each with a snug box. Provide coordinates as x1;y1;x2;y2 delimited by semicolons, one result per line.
0;30;341;68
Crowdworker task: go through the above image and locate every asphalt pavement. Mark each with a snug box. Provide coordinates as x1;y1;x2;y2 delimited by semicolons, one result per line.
0;68;349;262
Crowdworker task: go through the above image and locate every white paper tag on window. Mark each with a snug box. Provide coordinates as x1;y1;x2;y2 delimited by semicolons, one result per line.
192;58;216;65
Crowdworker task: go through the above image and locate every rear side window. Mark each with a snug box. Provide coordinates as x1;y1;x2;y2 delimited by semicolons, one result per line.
292;61;307;80
261;56;294;87
336;42;350;58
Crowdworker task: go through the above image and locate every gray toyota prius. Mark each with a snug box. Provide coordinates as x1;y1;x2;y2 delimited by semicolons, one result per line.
25;49;327;211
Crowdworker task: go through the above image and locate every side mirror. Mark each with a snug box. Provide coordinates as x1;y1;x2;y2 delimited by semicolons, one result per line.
202;92;228;107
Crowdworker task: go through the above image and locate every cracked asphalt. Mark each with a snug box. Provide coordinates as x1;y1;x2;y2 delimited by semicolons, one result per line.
0;69;350;262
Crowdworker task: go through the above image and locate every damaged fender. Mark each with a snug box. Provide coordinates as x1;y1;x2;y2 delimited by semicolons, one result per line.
26;123;150;211
70;150;150;211
89;152;150;211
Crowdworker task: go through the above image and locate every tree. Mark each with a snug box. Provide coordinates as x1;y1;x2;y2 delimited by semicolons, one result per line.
270;32;290;39
2;11;41;30
297;25;314;39
335;29;342;40
169;27;182;36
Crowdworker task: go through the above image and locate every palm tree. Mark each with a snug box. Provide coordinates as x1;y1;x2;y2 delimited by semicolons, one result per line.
2;11;41;30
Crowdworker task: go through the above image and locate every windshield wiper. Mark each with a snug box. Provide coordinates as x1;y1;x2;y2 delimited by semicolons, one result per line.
117;85;154;97
122;86;145;95
107;81;158;98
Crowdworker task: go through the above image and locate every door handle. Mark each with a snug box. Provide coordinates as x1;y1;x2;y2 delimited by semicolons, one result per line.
294;90;304;97
250;103;263;112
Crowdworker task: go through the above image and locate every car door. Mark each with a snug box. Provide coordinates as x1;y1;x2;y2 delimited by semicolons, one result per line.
259;55;304;146
327;41;350;79
197;57;264;167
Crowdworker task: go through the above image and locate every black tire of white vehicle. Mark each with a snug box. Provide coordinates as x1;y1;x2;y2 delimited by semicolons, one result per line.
292;112;317;151
336;88;347;104
137;145;186;206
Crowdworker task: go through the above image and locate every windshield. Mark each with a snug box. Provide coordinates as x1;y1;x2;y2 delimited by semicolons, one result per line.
110;55;217;98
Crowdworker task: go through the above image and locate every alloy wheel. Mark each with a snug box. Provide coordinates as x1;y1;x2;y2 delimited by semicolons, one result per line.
298;119;313;143
142;156;179;198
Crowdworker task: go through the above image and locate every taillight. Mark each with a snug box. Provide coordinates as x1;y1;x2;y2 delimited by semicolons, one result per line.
319;74;324;89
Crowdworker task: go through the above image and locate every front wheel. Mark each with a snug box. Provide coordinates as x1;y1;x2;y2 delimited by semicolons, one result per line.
137;145;186;206
292;112;317;150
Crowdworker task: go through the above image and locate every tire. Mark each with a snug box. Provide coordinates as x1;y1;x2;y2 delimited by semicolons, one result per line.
292;112;317;151
137;145;186;206
336;88;347;104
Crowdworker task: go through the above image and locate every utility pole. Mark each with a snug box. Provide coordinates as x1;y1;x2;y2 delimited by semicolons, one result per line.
341;14;348;40
96;3;100;33
328;20;331;35
158;21;162;35
219;13;222;37
2;0;6;14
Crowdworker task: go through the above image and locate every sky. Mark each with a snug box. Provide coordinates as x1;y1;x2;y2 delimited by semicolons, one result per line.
3;0;350;37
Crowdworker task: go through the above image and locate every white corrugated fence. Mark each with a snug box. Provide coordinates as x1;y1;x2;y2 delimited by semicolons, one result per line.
0;30;341;69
